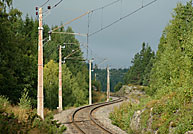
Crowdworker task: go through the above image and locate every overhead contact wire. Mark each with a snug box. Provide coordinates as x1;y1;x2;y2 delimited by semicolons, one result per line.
89;0;158;37
52;0;64;9
40;0;49;7
92;0;122;12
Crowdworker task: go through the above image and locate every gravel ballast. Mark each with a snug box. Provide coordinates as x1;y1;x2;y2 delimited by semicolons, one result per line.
93;101;128;134
54;100;128;134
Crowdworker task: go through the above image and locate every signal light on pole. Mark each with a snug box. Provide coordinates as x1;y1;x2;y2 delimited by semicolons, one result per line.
36;12;38;16
48;6;51;9
36;7;38;10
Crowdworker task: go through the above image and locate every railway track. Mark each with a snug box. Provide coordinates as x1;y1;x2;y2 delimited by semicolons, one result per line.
71;98;123;134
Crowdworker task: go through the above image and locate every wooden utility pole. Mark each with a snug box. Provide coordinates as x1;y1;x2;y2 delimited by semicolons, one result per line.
107;65;110;102
89;60;92;105
58;45;63;112
37;7;44;120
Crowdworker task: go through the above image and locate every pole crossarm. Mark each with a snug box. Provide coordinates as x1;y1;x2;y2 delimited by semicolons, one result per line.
51;11;90;32
52;32;87;37
64;49;80;60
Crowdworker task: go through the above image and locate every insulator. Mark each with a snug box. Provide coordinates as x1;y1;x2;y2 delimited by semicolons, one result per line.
49;34;51;41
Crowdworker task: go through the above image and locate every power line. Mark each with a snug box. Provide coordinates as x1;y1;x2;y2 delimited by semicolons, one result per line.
51;0;64;10
42;0;64;14
40;0;49;7
49;0;123;34
91;0;122;12
89;0;158;37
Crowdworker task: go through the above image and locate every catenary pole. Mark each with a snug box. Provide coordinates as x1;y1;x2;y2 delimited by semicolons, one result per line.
58;45;63;112
107;65;110;102
89;60;92;105
37;7;44;120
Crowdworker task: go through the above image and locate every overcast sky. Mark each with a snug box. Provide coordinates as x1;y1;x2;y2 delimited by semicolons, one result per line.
13;0;189;68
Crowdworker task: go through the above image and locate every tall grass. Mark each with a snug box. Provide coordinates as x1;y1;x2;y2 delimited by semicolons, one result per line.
0;95;66;134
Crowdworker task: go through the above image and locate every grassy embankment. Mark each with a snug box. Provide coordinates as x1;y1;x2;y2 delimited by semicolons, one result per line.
110;84;193;134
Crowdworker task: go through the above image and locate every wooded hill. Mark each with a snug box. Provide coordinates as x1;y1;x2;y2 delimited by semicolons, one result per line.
110;1;193;133
0;0;89;109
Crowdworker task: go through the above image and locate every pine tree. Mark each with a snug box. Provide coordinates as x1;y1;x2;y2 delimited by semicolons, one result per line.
124;43;155;85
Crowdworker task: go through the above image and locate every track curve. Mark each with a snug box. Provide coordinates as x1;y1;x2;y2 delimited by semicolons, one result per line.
72;98;123;134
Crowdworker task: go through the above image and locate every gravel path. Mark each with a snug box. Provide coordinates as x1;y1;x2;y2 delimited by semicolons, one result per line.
54;99;128;134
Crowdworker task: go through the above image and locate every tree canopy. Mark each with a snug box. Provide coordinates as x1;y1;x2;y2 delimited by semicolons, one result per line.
124;43;155;86
0;0;88;108
148;1;193;98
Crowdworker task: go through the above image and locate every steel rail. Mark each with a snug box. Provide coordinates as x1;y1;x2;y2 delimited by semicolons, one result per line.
72;98;123;134
89;99;123;134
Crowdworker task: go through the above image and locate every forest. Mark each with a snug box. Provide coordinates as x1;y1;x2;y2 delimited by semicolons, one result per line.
0;0;89;109
0;0;89;133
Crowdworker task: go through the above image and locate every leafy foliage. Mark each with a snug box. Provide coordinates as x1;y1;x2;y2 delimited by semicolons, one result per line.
114;82;123;92
0;0;88;108
44;60;88;109
44;60;59;109
92;80;101;91
0;1;39;105
0;1;88;132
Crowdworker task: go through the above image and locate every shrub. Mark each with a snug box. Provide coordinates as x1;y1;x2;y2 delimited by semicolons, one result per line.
32;112;66;133
18;88;31;109
0;95;9;112
110;102;134;132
